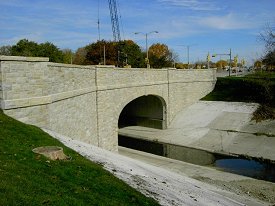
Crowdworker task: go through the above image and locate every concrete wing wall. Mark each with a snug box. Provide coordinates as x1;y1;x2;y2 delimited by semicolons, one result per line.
0;56;98;146
0;56;50;126
168;69;217;123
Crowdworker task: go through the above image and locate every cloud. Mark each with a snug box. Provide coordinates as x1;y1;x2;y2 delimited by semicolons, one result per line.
157;0;221;11
198;13;258;30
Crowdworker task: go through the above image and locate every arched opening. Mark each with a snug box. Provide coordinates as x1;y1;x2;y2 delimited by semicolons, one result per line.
118;95;167;129
118;95;167;155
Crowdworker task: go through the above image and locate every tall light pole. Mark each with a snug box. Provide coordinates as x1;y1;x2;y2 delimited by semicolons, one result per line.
207;52;210;69
187;45;190;68
135;31;158;68
178;44;196;69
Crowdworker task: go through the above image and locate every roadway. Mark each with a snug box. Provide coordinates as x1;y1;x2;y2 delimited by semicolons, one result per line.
216;68;250;77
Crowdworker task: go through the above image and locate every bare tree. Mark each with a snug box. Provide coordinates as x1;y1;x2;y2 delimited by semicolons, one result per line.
0;45;11;55
259;23;275;53
259;23;275;69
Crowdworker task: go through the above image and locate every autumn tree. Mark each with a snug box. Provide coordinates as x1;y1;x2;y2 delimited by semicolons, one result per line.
85;40;118;65
148;43;175;68
254;60;262;69
194;60;208;69
215;60;228;69
175;63;188;69
73;47;87;65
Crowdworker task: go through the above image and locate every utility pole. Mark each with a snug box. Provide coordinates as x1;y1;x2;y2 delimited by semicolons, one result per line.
207;52;210;69
212;48;232;76
103;45;106;65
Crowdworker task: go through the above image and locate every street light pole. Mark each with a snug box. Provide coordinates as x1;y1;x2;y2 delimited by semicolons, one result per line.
146;33;149;68
135;31;158;68
229;48;231;77
207;52;210;69
187;45;190;69
178;44;196;69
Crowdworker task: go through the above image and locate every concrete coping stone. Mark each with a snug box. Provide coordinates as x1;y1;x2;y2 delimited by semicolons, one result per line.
48;62;96;69
0;55;49;62
97;67;169;71
96;65;116;68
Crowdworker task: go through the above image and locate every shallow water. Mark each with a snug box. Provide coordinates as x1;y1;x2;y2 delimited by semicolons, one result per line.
119;135;275;183
214;158;275;182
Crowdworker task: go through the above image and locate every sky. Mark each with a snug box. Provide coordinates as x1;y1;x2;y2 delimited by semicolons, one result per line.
0;0;274;65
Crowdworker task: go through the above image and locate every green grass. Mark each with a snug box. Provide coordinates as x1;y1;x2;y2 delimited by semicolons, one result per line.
0;110;159;206
201;71;275;121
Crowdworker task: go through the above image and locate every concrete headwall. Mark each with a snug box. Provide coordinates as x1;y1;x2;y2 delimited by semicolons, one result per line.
0;56;216;151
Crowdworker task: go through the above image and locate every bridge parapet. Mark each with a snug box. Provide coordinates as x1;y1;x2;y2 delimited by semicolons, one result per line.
0;56;96;109
168;68;216;83
96;67;168;91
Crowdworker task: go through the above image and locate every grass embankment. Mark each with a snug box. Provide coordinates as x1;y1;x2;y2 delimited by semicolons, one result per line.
0;110;159;206
202;71;275;121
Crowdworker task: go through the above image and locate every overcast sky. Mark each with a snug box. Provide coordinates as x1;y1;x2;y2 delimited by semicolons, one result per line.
1;0;274;65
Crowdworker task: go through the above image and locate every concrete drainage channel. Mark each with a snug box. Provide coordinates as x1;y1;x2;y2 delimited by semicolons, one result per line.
118;135;275;183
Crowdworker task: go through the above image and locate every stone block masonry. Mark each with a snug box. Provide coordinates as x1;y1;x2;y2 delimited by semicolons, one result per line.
0;56;216;151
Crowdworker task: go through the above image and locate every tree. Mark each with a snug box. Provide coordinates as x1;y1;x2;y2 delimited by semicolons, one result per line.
73;47;87;65
254;60;262;69
259;23;275;53
259;23;275;69
119;40;145;68
0;45;12;55
194;60;207;69
175;63;188;69
262;50;275;70
85;40;117;65
11;39;39;57
10;39;64;63
84;40;144;67
148;43;174;68
62;49;74;64
215;60;228;69
37;42;64;63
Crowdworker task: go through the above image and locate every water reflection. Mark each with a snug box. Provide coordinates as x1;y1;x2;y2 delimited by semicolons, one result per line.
214;158;275;182
119;135;275;183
